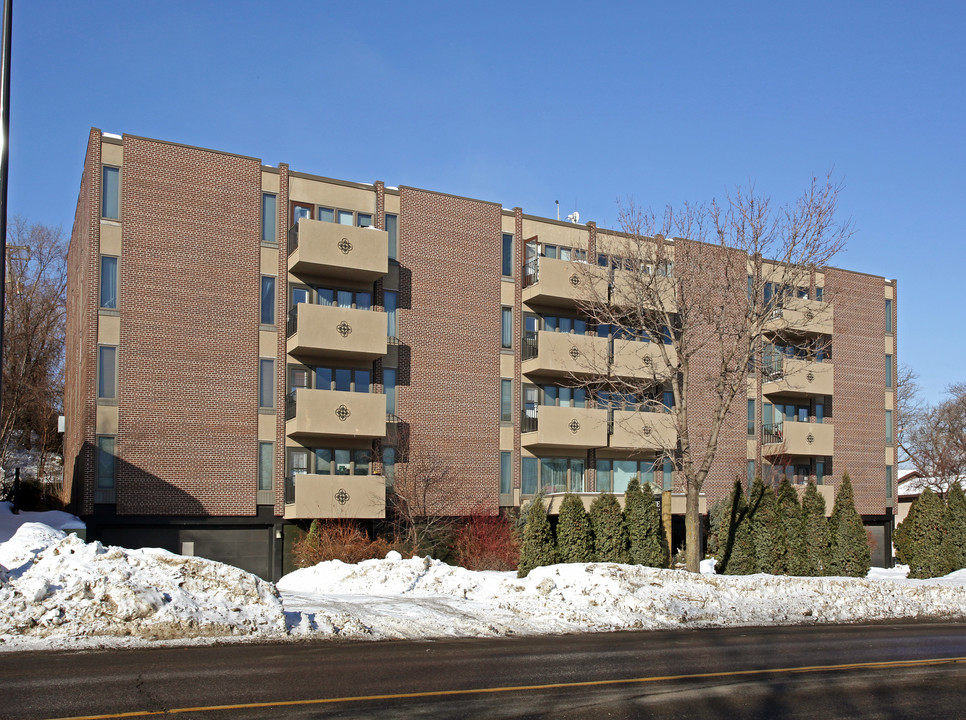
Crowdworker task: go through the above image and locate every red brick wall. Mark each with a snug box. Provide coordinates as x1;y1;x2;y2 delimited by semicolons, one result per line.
63;129;102;515
826;268;887;515
115;137;262;516
397;187;503;515
273;164;290;516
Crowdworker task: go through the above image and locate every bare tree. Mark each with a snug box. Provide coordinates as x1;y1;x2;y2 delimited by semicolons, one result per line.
895;363;923;469
903;383;966;498
386;435;455;556
1;218;68;480
574;177;849;571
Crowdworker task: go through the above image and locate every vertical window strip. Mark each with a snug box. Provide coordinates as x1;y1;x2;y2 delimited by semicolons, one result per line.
500;451;511;494
259;358;275;409
258;442;274;491
501;307;513;349
102;166;120;219
97;346;117;400
261;193;277;244
99;256;118;309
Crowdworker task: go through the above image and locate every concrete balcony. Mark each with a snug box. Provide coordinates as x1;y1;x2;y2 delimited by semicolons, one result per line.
286;303;387;364
285;389;387;441
521;257;607;309
768;297;833;335
521;405;608;451
288;219;388;282
762;421;834;457
762;358;833;397
284;473;386;520
610;271;677;313
521;331;610;379
611;340;676;381
609;410;677;452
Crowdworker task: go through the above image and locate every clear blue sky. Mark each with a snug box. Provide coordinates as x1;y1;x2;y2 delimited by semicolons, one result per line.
7;1;964;404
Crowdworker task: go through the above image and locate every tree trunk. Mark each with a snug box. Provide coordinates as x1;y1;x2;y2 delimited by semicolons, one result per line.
685;482;701;572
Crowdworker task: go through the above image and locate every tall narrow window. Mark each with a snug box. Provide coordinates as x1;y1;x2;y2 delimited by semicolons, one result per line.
501;307;512;349
96;436;116;489
885;409;893;445
885;355;893;389
259;358;275;409
385;290;398;338
260;276;276;325
522;457;538;494
97;346;117;400
383;446;396;483
501;379;512;423
885;299;893;334
384;368;397;415
886;465;894;498
747;460;755;489
99;256;118;309
596;459;612;493
385;213;398;260
748;398;755;435
502;233;513;277
102;166;120;220
500;451;512;494
261;193;277;244
258;442;274;491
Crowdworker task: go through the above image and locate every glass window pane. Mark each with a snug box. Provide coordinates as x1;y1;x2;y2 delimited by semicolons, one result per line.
574;388;586;408
335;449;351;474
384;368;397;415
100;256;117;309
98;346;117;400
355;369;370;392
293;205;312;223
258;442;273;490
885;299;893;333
261;193;277;243
335;368;351;392
316;288;334;306
501;308;512;349
315;367;332;390
501;379;512;422
259;358;274;408
613;460;636;493
886;410;893;445
543;386;558;406
522;457;538;494
337;290;353;308
289;449;309;475
574;319;587;335
640;460;654;486
385;214;398;260
356;291;371;310
96;437;115;489
102;166;119;219
544;244;557;259
748;399;755;435
885;355;893;388
292;287;311;306
559;247;571;261
315;448;332;474
357;213;372;228
383;446;396;483
353;449;370;475
596;459;612;493
571;459;584;492
337;210;353;226
260;276;275;324
502;233;513;276
289;368;309;392
385;291;398;338
318;207;334;223
500;451;512;494
541;458;566;494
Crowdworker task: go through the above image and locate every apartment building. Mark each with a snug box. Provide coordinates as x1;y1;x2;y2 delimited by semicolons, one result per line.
64;129;898;580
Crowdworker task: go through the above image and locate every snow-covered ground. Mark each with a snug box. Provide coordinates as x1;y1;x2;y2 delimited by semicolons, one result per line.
1;503;965;652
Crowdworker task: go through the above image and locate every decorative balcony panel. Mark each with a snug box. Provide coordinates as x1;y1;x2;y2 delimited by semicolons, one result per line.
286;388;387;441
287;303;388;363
609;410;677;451
610;340;676;381
762;421;834;457
521;331;610;379
762;358;833;397
521;257;608;309
610;271;678;313
288;219;388;282
768;297;833;335
284;473;386;520
520;405;608;451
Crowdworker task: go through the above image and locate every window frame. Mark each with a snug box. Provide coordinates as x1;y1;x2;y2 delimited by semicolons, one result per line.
501;307;513;350
886;409;894;445
96;435;116;490
261;193;278;245
502;233;514;277
500;378;513;423
385;213;398;260
101;165;120;220
885;299;893;334
885;354;893;389
99;255;119;310
500;451;512;495
259;357;275;410
258;442;274;491
97;345;117;402
260;275;276;326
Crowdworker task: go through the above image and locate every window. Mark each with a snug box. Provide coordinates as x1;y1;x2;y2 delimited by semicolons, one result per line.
815;286;824;302
337;210;353;226
316;287;372;310
384;290;398;338
261;193;277;244
542;385;586;408
314;448;370;475
501;379;513;423
383;446;396;483
102;166;120;220
501;307;512;349
260;276;276;325
314;366;371;393
596;458;660;494
500;452;512;494
543;315;587;334
816;458;825;485
748;399;755;436
886;409;893;445
287;448;310;478
519;457;585;494
357;213;373;228
502;233;513;277
292;202;313;224
385;213;398;260
885;355;893;389
522;457;538;494
318;207;334;223
258;442;273;491
259;358;275;409
384;368;397;415
97;346;117;400
96;436;116;489
886;465;894;498
99;256;118;309
747;460;755;489
885;299;893;334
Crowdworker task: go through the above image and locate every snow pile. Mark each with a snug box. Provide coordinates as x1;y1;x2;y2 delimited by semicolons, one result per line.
0;501;85;544
278;555;966;640
0;524;286;647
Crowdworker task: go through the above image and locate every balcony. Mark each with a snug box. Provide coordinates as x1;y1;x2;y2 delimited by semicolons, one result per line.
287;303;388;363
610;271;677;313
284;473;386;520
762;421;834;457
285;389;387;441
609;410;677;451
522;257;607;309
288;219;388;282
767;297;833;335
521;331;610;379
762;357;833;397
610;340;676;381
521;405;608;451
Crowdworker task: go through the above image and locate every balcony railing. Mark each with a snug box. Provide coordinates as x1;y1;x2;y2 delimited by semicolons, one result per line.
287;224;300;254
521;409;538;434
522;330;538;361
762;421;784;445
285;474;296;504
522;257;539;289
287;306;299;337
285;390;297;421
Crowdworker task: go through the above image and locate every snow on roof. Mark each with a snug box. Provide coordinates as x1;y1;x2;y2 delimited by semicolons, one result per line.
102;132;122;139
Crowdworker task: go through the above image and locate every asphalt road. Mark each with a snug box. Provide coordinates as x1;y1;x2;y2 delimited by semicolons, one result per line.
4;622;966;719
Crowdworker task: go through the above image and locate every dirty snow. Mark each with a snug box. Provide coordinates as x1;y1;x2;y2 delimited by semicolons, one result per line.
2;509;966;651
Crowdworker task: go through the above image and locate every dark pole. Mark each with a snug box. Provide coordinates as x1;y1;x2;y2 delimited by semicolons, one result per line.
0;0;11;420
